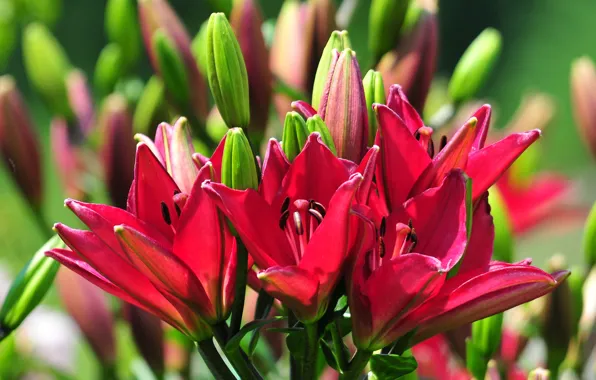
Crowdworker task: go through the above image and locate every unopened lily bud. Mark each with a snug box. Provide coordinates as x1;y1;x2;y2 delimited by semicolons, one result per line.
105;0;141;69
369;0;411;61
306;115;336;154
571;57;596;160
100;94;135;209
207;13;250;129
138;0;208;121
319;49;369;162
152;30;190;110
528;368;550;380
466;313;504;379
231;0;272;135
0;76;42;210
133;76;167;135
66;70;95;136
311;30;351;110
50;118;86;199
362;70;386;145
0;236;64;339
56;269;115;366
221;127;258;190
282;111;309;161
191;21;210;77
94;43;124;96
488;189;514;263
377;5;437;112
123;305;165;377
22;23;72;118
448;28;502;104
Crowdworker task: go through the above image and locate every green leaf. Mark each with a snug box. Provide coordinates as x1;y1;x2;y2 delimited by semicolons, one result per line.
389;328;417;355
370;353;418;380
286;329;305;361
225;316;285;352
267;327;304;334
320;339;340;371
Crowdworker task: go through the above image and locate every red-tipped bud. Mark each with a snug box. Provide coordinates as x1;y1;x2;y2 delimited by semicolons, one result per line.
318;49;369;162
50;118;87;199
0;76;42;209
66;70;96;137
571;57;596;160
99;94;135;209
230;0;272;136
138;0;208;122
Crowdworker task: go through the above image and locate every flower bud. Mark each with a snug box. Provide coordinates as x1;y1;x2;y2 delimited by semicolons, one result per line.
100;94;136;209
66;70;96;136
207;12;250;129
311;30;351;110
528;368;550;380
0;3;16;70
0;236;64;338
56;269;115;366
368;0;411;61
221;127;258;190
50;118;86;199
191;21;210;77
133;75;167;135
152;29;191;110
231;0;272;136
319;49;369;162
306;115;336;154
362;69;386;145
94;43;124;96
448;28;502;104
376;6;437;112
0;76;42;210
571;57;596;160
138;0;208;121
282;111;309;161
22;23;72;118
467;313;504;379
105;0;141;68
123;305;165;377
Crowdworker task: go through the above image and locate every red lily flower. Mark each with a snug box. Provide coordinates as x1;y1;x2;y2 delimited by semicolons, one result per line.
348;172;568;351
203;134;378;322
375;85;540;211
46;141;238;340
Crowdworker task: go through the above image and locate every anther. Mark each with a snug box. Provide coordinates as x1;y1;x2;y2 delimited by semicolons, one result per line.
281;197;290;214
414;130;421;140
427;140;435;158
160;202;172;225
293;211;304;235
173;189;181;196
174;203;182;217
439;135;448;151
379;217;386;237
279;209;290;229
309;200;326;218
378;237;386;258
308;209;324;224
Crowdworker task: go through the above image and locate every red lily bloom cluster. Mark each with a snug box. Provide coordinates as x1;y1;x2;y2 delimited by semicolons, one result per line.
46;86;567;356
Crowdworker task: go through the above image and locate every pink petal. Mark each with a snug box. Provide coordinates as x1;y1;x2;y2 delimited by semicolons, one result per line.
466;130;541;200
291;100;318;118
374;104;431;211
354;146;380;205
458;193;494;274
471;105;492;151
386;85;425;134
259;139;290;204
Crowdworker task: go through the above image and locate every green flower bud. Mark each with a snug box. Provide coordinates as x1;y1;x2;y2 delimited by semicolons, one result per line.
585;201;596;269
105;0;141;68
282;111;309;162
22;0;62;27
152;29;191;109
22;23;72;117
133;76;167;135
488;188;514;263
0;1;17;70
206;13;250;129
368;0;411;61
362;69;386;145
0;236;64;339
448;28;502;103
221;127;258;190
94;43;124;95
306;115;336;155
311;30;351;110
191;20;210;77
466;313;504;380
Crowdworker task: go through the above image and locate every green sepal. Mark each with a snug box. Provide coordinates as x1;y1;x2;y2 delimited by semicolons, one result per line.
362;69;386;145
282;111;310;161
221;127;259;190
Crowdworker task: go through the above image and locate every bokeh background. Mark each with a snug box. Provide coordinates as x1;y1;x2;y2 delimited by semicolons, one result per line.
1;0;595;377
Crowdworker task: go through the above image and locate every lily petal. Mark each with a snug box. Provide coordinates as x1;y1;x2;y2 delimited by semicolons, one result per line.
471;105;492;151
458;193;494;273
170;121;198;193
386;85;424;134
259;139;290;204
466;130;541;200
291;100;318;118
374;104;431;210
354;146;380;205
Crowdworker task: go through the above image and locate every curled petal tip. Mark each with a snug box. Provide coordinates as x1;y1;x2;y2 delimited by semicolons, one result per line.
552;270;571;284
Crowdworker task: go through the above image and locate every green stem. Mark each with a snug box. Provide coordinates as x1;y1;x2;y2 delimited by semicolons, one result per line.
331;321;348;372
288;312;300;380
212;323;263;380
302;323;319;380
197;339;236;380
229;242;248;336
341;350;373;380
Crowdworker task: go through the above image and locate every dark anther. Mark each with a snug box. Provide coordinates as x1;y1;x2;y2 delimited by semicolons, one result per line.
379;217;386;237
293;212;304;235
309;200;326;218
414;130;421;141
279;209;290;229
281;197;290;214
427;139;435;158
174;203;182;217
378;237;386;258
160;202;172;225
308;209;324;224
407;219;413;229
173;189;181;196
439;135;448;151
409;231;418;252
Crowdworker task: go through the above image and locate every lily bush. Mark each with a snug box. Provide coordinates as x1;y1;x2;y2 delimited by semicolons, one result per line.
0;0;594;379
